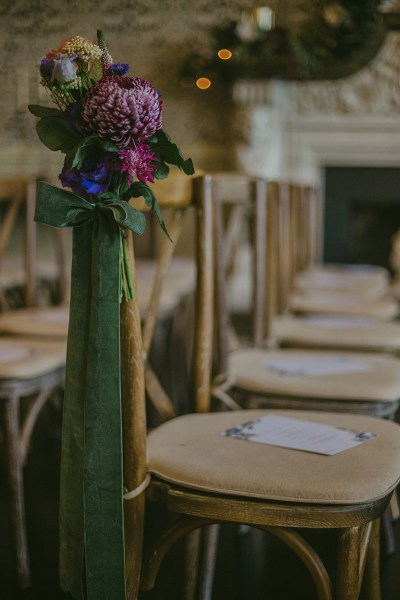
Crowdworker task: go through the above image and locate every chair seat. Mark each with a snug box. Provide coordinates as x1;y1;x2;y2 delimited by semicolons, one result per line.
0;306;70;337
227;348;400;402
0;337;66;379
299;264;389;287
147;409;400;505
137;257;195;298
0;261;195;337
289;290;399;321
272;314;400;352
294;271;387;300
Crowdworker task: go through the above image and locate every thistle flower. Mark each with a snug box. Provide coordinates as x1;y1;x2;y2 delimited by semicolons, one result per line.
119;144;157;184
109;63;130;76
82;76;162;148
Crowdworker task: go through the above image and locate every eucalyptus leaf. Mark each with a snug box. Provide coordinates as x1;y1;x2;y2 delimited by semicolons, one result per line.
37;117;82;153
28;104;63;118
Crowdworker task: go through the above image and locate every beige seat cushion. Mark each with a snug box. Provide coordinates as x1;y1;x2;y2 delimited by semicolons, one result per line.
273;314;400;352
295;266;388;298
289;290;399;321
0;260;195;336
0;337;66;379
147;409;400;505
300;264;389;284
0;306;70;337
227;348;400;402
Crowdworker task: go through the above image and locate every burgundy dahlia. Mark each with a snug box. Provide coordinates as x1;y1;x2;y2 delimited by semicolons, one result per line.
82;76;162;148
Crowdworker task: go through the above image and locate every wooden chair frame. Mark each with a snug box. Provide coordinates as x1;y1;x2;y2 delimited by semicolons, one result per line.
119;174;393;600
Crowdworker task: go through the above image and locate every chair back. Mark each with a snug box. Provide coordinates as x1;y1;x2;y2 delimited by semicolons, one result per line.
120;173;214;593
0;176;70;308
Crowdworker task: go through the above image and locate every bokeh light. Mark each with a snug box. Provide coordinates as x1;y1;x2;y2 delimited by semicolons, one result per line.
217;48;233;60
196;77;212;90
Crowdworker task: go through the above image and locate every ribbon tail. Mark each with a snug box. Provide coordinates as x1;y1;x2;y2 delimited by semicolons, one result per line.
84;214;126;599
59;226;92;600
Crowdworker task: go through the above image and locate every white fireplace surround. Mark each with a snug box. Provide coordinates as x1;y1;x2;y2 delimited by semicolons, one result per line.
233;32;400;188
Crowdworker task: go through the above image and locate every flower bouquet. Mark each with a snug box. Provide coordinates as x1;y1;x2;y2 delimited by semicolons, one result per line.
29;31;193;600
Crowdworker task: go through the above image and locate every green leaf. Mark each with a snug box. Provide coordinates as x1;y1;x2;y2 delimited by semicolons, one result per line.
36;117;82;153
150;129;195;175
154;161;170;180
152;197;172;240
28;104;63;118
129;182;171;240
129;182;155;207
100;140;119;153
98;191;119;201
71;136;101;169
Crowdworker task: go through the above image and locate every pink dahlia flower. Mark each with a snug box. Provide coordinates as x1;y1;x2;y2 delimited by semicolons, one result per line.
82;76;162;148
119;144;157;184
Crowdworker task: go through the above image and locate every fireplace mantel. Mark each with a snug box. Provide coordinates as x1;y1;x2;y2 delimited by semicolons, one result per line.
233;32;400;184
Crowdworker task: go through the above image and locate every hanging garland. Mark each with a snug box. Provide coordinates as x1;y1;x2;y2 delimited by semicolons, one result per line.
182;1;386;86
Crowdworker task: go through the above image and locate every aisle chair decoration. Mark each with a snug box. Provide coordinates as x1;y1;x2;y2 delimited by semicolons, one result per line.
29;31;193;600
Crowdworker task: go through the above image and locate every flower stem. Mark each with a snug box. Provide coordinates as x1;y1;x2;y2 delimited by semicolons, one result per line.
120;232;134;302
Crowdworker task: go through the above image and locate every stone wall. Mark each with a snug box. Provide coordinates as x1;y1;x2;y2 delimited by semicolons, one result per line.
0;0;286;176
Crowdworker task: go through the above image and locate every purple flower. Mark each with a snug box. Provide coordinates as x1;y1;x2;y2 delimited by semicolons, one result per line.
40;53;78;84
59;156;113;196
39;57;54;80
53;54;78;83
119;143;157;184
82;76;162;148
109;63;130;76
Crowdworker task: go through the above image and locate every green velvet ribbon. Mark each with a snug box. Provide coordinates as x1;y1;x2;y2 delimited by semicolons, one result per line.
35;181;146;600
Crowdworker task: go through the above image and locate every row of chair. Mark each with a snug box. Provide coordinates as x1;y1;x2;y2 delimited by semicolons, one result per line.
2;172;400;599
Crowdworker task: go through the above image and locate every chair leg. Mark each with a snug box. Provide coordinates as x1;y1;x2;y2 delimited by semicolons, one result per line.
4;396;30;588
182;529;202;600
360;519;381;600
197;524;220;600
336;527;360;600
381;508;396;556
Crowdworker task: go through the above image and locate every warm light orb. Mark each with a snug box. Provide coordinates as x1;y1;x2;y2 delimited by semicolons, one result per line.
196;77;211;90
217;48;233;60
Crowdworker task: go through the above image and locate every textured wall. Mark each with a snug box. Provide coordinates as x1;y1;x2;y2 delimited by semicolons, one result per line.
0;0;287;175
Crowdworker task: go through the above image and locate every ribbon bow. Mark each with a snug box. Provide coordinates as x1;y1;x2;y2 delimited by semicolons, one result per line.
36;181;146;600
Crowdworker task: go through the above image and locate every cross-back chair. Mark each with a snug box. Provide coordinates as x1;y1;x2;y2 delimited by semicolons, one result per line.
212;177;400;421
0;176;71;338
272;181;400;354
0;176;68;587
286;183;399;321
120;173;400;600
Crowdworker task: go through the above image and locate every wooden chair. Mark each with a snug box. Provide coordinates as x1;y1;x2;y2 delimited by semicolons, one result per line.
210;177;400;421
0;337;66;587
286;184;399;321
271;182;400;354
119;173;400;600
0;177;68;587
0;176;70;338
212;176;400;553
